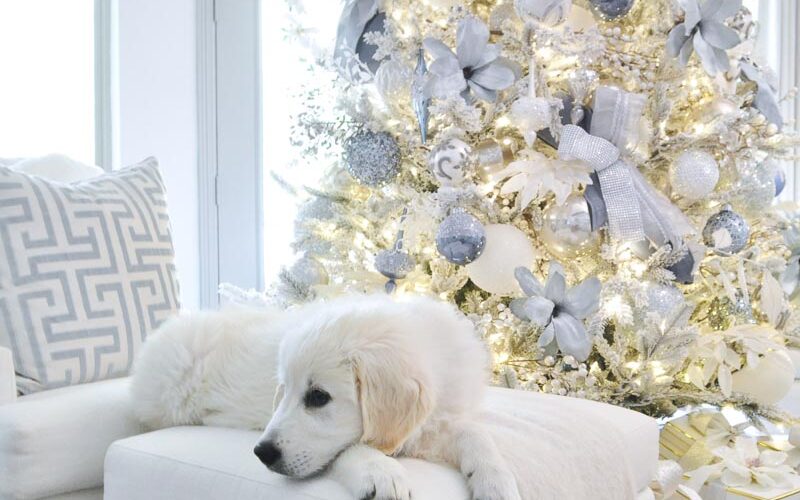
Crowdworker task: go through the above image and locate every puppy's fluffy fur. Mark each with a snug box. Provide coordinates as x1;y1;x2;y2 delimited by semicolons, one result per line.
132;295;522;500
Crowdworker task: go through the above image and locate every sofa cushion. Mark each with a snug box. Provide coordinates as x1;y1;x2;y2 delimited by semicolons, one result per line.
0;378;142;500
0;158;180;393
105;388;659;499
105;426;469;500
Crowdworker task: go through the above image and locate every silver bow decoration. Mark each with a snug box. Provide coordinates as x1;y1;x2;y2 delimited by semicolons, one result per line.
558;124;694;247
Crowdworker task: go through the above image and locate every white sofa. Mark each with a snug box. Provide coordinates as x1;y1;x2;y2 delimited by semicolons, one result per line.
0;344;660;500
0;159;662;499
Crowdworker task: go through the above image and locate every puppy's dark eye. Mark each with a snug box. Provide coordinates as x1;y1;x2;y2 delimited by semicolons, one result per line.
304;388;331;408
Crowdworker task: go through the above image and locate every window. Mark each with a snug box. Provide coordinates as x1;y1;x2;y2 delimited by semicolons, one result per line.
261;1;342;284
0;1;99;165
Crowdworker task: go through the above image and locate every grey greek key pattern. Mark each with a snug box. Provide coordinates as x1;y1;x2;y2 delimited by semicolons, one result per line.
0;158;179;393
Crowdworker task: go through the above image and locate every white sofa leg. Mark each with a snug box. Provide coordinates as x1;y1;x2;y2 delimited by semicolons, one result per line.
0;346;17;404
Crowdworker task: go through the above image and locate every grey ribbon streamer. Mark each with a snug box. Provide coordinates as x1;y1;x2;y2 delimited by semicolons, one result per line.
559;125;693;246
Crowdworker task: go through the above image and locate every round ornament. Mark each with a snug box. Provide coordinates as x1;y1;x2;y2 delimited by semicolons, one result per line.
375;249;415;280
343;130;401;187
289;256;329;287
466;224;536;296
702;205;750;256
645;283;685;318
540;194;602;259
297;197;335;221
428;138;473;187
436;210;486;265
731;160;777;215
775;166;786;197
374;59;410;102
588;0;635;19
514;0;572;26
669;150;719;201
731;349;794;405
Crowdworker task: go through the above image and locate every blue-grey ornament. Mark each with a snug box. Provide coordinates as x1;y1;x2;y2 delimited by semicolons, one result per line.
436;209;486;265
775;166;786;197
589;0;635;19
411;48;430;144
702;205;750;255
343;130;401;186
334;0;386;81
375;249;414;280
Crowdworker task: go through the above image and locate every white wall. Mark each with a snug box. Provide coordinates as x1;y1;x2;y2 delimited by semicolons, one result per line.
116;0;199;309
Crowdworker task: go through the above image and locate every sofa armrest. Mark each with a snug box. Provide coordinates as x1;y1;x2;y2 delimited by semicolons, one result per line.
0;378;143;499
0;346;16;405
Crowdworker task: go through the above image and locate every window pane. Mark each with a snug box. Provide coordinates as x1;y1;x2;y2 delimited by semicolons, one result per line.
261;2;341;283
0;0;96;165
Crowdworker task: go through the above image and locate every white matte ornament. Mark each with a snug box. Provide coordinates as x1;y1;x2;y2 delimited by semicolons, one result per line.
515;0;572;26
428;138;473;187
466;224;536;295
730;349;795;406
669;150;719;201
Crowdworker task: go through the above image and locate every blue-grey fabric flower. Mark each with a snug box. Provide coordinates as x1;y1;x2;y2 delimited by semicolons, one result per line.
423;16;519;102
666;0;742;76
510;263;601;361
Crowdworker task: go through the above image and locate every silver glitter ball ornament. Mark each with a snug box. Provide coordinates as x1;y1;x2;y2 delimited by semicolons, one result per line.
669;150;719;201
731;160;777;216
428;137;473;187
589;0;635;19
289;256;329;287
436;209;486;265
343;130;401;187
645;283;685;318
540;193;602;259
375;249;415;280
702;205;750;256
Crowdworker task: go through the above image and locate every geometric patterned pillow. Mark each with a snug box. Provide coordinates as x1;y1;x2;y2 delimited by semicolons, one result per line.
0;158;180;393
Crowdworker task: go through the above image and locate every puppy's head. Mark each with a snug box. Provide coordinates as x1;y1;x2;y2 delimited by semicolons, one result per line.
254;296;433;477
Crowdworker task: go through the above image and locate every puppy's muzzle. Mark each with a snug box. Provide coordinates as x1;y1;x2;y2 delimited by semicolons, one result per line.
254;441;282;469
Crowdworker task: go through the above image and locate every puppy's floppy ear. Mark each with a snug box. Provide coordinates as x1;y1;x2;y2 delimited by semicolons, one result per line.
352;346;433;455
272;383;285;412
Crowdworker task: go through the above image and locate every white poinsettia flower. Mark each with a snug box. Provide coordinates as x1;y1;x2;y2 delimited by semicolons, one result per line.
511;263;601;361
423;16;519;102
666;0;742;75
495;151;593;209
714;438;795;489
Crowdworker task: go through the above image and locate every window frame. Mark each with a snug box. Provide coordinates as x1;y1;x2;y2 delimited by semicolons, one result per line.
197;0;264;307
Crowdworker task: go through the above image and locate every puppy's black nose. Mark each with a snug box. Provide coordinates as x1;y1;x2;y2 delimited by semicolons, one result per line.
254;441;282;466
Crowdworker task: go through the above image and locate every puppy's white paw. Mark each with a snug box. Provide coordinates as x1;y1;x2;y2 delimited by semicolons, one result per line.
467;468;522;500
354;459;411;500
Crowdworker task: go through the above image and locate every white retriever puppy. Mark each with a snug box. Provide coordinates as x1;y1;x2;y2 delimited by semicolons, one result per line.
131;294;521;500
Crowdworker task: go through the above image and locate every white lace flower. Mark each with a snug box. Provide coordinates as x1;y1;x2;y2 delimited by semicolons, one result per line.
495;150;593;209
423;16;519;102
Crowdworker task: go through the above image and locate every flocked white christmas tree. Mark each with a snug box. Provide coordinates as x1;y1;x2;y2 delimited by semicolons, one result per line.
234;0;800;494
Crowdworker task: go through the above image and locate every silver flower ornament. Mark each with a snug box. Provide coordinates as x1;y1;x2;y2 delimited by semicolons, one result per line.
510;263;601;361
423;16;519;102
666;0;742;76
